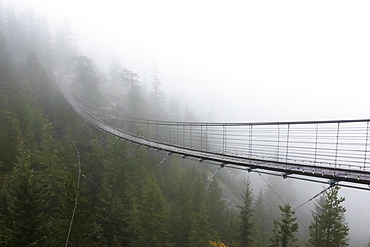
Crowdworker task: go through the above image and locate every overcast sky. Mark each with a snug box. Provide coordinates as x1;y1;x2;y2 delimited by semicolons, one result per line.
3;0;370;122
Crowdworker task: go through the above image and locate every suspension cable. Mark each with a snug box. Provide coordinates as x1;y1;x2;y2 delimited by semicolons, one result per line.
64;137;81;247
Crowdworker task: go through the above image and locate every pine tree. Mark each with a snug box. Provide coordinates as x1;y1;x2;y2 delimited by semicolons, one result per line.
170;170;195;247
56;134;100;247
188;199;214;247
1;148;49;246
118;67;142;117
188;174;216;246
24;51;51;111
72;56;101;103
127;175;171;247
238;179;254;247
252;189;268;246
149;62;165;119
0;103;21;171
223;209;240;247
269;204;298;247
207;177;227;240
97;139;132;246
308;186;349;247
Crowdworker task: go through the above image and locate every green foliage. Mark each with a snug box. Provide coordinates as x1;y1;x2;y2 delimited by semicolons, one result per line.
269;204;298;247
207;177;227;240
0;148;48;246
308;186;349;247
169;169;196;246
188;174;217;246
24;51;51;111
0;103;21;171
252;189;268;247
127;175;172;247
223;209;240;247
238;179;254;247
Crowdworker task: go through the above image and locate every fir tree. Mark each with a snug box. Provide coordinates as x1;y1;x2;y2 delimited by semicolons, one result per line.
269;204;298;247
127;175;172;247
1;148;49;246
188;174;216;246
252;189;268;246
238;179;254;247
207;177;227;240
222;209;240;247
308;186;349;247
72;56;101;103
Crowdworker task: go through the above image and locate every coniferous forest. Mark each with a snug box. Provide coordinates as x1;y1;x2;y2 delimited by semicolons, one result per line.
0;5;362;247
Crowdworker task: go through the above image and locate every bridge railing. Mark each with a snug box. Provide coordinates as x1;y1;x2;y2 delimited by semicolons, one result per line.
65;87;370;174
98;112;370;173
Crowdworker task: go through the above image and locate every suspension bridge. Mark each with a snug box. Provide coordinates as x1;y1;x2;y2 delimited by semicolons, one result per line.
58;82;370;190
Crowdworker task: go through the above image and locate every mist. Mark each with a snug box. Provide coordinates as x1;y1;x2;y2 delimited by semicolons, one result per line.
2;0;370;245
5;0;370;123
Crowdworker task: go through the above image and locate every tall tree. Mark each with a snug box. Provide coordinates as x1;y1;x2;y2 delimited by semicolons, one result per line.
96;138;133;246
207;177;227;240
127;175;172;247
72;56;101;103
222;209;240;247
169;170;195;247
238;179;254;247
118;67;143;117
0;148;49;246
24;51;51;113
252;189;268;246
308;186;349;247
0;102;21;171
269;204;298;247
188;174;216;246
149;62;165;119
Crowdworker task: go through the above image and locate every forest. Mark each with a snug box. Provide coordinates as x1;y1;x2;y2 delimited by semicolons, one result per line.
0;4;364;247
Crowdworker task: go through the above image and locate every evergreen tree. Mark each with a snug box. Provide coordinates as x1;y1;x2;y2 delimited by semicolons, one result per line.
252;189;268;247
24;51;51;111
56;134;100;247
207;177;227;240
58;158;99;247
118;67;142;117
170;170;195;247
72;56;101;103
127;175;172;247
188;199;214;247
149;62;166;119
223;209;240;247
107;57;123;85
308;186;349;247
3;7;26;65
97;138;132;246
0;102;21;171
188;174;216;246
0;148;49;246
238;179;254;247
264;177;296;233
269;204;298;247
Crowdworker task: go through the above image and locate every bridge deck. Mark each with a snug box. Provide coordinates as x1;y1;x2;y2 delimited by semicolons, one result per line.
58;82;370;186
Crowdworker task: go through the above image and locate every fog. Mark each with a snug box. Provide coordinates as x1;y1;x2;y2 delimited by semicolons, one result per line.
5;0;370;122
3;0;370;245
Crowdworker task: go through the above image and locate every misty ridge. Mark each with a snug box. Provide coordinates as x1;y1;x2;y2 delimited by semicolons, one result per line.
0;2;370;247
